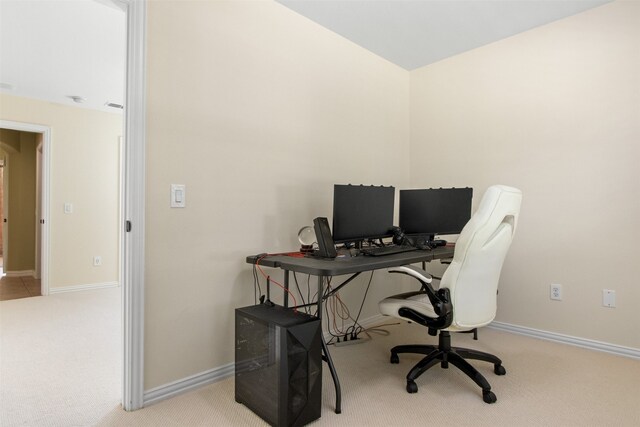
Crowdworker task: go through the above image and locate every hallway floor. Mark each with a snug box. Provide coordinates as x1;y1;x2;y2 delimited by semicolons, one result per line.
0;274;41;301
0;254;41;301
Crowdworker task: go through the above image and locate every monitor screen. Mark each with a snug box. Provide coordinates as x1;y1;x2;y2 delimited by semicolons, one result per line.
332;184;395;244
399;187;473;239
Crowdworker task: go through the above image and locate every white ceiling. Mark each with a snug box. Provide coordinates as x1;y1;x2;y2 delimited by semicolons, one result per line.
0;0;611;113
0;0;125;113
277;0;612;70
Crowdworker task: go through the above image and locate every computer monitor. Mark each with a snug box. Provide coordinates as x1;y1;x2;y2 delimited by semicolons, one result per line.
399;187;473;241
332;184;395;245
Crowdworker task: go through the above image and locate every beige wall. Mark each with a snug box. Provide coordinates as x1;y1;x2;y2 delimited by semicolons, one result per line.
145;0;410;389
0;129;37;271
410;1;640;348
0;93;122;289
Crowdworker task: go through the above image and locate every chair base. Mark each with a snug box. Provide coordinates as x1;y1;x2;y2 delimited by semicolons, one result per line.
390;331;505;404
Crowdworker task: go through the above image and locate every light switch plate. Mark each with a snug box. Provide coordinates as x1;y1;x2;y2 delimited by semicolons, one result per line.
602;289;616;308
171;184;186;208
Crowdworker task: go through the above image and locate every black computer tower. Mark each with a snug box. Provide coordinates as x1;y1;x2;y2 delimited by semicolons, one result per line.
235;304;322;427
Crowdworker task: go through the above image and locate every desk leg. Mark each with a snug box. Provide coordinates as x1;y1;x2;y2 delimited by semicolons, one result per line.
321;333;342;414
317;275;342;414
283;270;289;308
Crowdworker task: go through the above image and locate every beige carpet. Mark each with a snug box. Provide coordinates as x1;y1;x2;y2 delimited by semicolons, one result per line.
2;288;640;426
99;323;640;427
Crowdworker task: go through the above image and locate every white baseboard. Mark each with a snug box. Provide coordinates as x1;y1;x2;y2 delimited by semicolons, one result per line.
140;314;639;409
141;314;388;407
5;270;36;277
346;315;640;361
367;316;640;360
144;363;235;407
48;281;119;294
489;321;640;360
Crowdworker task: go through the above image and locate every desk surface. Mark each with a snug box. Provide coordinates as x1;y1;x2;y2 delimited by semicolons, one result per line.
246;246;455;276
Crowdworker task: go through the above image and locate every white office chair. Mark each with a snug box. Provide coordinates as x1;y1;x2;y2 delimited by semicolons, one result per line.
379;185;522;403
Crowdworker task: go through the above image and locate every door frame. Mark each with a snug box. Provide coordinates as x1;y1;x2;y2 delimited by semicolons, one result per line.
1;155;5;270
35;140;43;279
117;0;146;411
0;120;51;295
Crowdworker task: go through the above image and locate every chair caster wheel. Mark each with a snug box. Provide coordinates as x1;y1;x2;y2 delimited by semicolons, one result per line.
406;380;418;393
390;353;399;364
482;390;497;404
494;364;506;375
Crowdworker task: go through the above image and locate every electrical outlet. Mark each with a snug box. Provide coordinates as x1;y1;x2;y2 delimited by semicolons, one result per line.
93;256;102;266
550;284;562;301
602;289;616;308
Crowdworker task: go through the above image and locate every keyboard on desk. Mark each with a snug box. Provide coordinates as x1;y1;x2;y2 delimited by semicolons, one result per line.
359;245;417;257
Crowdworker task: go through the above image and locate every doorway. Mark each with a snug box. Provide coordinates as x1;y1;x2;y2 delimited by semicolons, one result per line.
1;155;4;271
0;126;47;300
0;0;145;413
0;114;123;424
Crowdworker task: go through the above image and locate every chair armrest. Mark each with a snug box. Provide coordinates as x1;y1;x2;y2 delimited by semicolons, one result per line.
388;266;451;318
398;304;453;330
387;265;432;284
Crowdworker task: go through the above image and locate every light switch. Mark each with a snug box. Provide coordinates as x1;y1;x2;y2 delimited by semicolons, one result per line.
171;184;186;208
602;289;616;308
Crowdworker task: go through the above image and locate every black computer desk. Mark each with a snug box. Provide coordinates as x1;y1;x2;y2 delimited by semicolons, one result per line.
246;246;455;414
